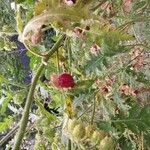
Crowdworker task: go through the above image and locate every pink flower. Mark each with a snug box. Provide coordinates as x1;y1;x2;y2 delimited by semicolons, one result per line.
90;44;101;56
119;84;136;96
73;27;83;37
123;0;132;12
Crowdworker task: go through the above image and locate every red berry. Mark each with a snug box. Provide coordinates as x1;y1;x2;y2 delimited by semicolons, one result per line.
51;73;75;88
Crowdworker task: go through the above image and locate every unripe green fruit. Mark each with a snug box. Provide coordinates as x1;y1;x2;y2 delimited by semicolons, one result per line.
67;119;79;132
72;124;85;140
99;136;115;150
85;125;94;138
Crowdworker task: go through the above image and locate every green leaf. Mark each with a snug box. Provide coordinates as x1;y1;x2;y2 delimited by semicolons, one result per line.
144;133;150;148
34;0;54;16
101;31;132;56
133;1;147;11
0;37;4;49
0;93;12;115
113;104;150;134
16;6;23;35
84;53;104;72
97;121;116;133
0;75;8;84
0;116;13;132
35;99;56;121
69;79;95;95
15;0;26;3
13;90;27;105
119;137;136;150
125;67;150;86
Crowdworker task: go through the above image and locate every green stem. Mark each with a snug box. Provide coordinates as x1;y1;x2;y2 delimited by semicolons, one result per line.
56;50;60;73
68;139;72;150
24;41;45;58
67;38;72;72
13;64;44;150
132;25;143;44
0;32;18;36
13;34;66;150
99;118;142;123
78;104;93;119
111;119;142;123
9;82;28;89
91;97;96;124
0;125;19;146
141;132;144;150
90;0;107;11
117;16;150;31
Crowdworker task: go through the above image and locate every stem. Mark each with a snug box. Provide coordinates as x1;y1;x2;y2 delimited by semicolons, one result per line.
78;104;93;119
91;97;96;124
0;32;18;36
0;49;26;57
90;0;107;11
24;41;45;58
98;118;143;123
13;34;66;150
111;119;142;123
0;125;19;146
141;132;144;150
56;50;60;73
13;64;44;150
10;82;28;89
123;50;144;69
67;38;72;72
117;16;150;31
68;139;72;150
132;25;143;44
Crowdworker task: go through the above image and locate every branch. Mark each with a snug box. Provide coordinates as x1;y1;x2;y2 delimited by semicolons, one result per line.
91;97;96;125
68;139;72;150
117;16;150;31
0;125;19;146
13;34;66;150
23;41;45;58
90;0;107;11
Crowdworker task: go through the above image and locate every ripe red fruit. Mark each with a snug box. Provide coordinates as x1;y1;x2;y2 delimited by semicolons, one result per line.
51;73;75;88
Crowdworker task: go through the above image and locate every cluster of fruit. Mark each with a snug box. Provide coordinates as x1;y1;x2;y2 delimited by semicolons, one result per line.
65;119;116;150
